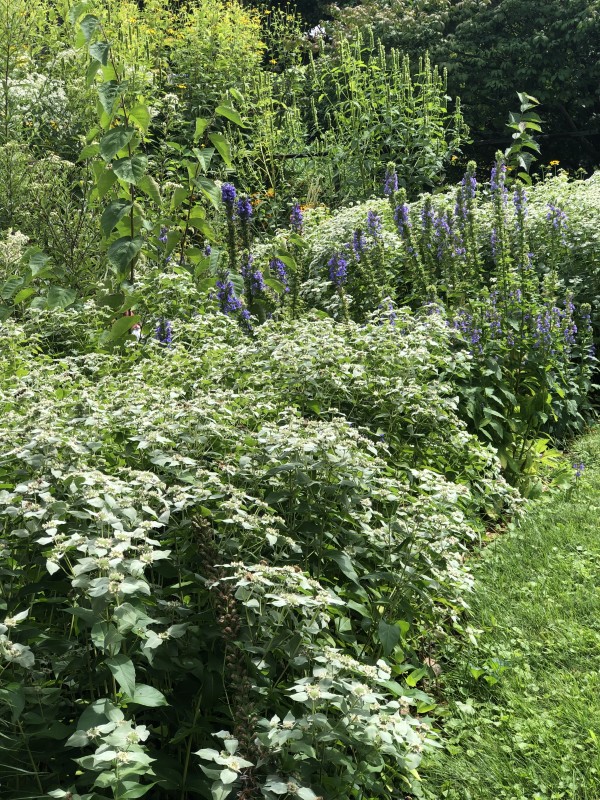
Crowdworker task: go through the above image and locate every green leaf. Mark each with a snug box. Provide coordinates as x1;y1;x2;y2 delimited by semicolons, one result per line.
138;174;161;205
330;551;360;584
107;236;143;274
79;143;100;160
13;287;35;304
196;177;221;210
215;104;246;127
98;81;123;115
68;1;92;25
129;103;151;133
274;251;298;271
264;277;286;295
95;167;118;198
171;186;188;210
378;620;401;656
89;41;110;65
1;276;24;300
113;155;148;184
101;200;132;236
129;684;168;707
86;58;102;86
297;789;318;800
208;132;232;168
108;315;141;341
194;117;209;142
0;685;25;723
105;655;136;697
406;667;428;687
193;147;215;172
28;250;52;277
46;286;77;310
80;13;99;41
100;127;134;161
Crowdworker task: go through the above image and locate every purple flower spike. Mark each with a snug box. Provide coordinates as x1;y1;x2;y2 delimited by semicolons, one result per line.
328;253;348;287
155;318;172;345
290;203;303;233
221;183;237;206
236;196;253;221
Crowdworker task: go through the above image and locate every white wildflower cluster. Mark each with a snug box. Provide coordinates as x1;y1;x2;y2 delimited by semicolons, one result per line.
0;229;29;275
4;71;68;127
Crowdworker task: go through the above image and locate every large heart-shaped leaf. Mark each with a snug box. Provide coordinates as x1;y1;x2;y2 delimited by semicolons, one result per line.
107;236;142;274
113;155;148;185
99;127;134;161
101;200;132;237
97;81;123;115
46;286;77;310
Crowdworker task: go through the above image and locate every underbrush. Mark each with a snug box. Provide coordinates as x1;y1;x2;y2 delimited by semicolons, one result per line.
0;310;518;799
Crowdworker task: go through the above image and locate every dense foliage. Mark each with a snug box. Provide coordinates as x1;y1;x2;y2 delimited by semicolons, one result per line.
330;0;600;168
0;1;599;799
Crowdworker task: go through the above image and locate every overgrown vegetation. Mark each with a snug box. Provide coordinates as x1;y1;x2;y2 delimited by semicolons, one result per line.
0;1;598;798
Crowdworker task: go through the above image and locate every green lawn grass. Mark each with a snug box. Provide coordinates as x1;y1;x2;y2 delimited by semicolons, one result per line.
421;430;600;800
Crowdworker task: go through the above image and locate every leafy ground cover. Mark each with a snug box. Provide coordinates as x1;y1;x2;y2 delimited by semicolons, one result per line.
421;429;600;800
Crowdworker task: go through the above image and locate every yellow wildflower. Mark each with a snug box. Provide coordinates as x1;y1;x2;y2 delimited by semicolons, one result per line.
549;160;560;166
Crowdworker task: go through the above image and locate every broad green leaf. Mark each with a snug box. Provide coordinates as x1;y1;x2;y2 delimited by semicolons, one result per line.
129;103;151;133
297;789;318;800
101;200;132;236
0;304;11;321
129;684;168;707
274;252;297;271
264;277;286;295
108;315;141;341
405;667;428;687
13;288;35;304
89;41;110;65
80;13;99;41
211;784;232;800
138;174;161;205
0;685;25;723
194;117;209;142
68;1;92;25
215;104;246;127
193;147;215;172
330;551;359;583
79;143;100;160
107;236;142;274
113;155;148;184
105;655;136;697
1;276;24;300
95;168;118;198
171;185;188;210
100;127;134;161
378;620;401;656
28;250;52;277
86;59;102;86
208;132;232;168
196;176;221;210
98;81;123;115
46;286;77;310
